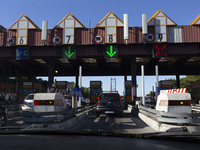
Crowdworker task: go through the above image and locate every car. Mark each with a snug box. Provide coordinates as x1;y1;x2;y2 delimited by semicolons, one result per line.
191;96;198;106
64;95;72;108
22;94;34;112
81;97;87;106
96;92;123;116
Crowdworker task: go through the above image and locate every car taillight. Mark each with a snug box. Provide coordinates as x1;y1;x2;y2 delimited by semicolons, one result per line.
119;95;122;105
34;100;54;105
34;100;39;105
22;101;25;107
97;100;99;106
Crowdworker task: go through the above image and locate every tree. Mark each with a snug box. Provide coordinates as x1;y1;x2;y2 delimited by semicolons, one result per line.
166;75;200;93
146;91;155;97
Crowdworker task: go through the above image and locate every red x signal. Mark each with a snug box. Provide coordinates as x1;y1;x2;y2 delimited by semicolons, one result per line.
155;45;167;56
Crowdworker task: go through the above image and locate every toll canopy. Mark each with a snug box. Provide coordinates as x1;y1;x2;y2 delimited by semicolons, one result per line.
33;93;67;112
156;88;191;113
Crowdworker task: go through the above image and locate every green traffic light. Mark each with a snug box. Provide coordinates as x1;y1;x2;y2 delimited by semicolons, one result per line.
64;46;74;58
106;45;116;57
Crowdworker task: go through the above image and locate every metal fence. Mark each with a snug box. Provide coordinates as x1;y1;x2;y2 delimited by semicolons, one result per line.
139;105;200;124
23;105;95;124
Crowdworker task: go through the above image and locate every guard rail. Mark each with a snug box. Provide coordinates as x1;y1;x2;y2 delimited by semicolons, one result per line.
139;105;200;124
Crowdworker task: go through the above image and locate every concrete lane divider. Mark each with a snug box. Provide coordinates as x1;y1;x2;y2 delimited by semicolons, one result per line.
23;105;96;130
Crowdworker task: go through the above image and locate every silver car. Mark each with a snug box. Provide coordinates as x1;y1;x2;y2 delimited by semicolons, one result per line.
21;94;34;111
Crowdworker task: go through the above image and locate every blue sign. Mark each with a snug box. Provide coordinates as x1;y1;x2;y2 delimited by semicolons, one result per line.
16;47;23;60
74;87;82;92
156;87;161;97
16;47;29;60
73;88;82;97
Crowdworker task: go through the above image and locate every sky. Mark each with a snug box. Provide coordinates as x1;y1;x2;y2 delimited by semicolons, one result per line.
1;0;197;96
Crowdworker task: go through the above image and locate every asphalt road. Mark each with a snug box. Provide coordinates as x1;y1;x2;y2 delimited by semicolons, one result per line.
6;103;23;126
70;107;156;134
5;104;156;134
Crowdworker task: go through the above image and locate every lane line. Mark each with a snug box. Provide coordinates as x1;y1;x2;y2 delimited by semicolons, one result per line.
94;117;100;123
8;116;22;121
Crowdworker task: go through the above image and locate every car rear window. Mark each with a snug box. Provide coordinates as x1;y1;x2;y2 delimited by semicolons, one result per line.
26;94;34;100
100;94;120;101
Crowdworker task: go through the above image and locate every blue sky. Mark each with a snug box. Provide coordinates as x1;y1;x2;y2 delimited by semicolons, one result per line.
1;0;197;96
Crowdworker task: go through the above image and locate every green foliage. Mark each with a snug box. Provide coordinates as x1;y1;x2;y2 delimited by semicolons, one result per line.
167;75;200;93
146;91;155;97
180;76;200;93
81;86;90;98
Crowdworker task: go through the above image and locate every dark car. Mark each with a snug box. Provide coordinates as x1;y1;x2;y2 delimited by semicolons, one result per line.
96;92;123;116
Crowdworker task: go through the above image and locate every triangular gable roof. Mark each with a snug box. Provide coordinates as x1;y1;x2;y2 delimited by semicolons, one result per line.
54;12;85;28
95;11;124;28
147;9;177;26
8;14;39;30
190;14;200;25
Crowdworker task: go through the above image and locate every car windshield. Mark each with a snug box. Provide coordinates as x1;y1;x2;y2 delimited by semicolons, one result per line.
2;3;200;148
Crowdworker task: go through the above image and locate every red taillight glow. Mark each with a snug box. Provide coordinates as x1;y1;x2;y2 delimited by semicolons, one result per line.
22;101;25;107
119;95;122;105
34;100;39;105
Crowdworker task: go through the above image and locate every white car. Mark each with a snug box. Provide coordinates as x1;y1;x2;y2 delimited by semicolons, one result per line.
22;94;34;111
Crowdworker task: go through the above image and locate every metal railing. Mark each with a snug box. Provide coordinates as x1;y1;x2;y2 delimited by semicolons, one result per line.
23;105;96;124
139;105;200;124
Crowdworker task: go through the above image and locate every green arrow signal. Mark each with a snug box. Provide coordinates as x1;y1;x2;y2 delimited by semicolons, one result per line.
64;46;74;58
106;45;116;57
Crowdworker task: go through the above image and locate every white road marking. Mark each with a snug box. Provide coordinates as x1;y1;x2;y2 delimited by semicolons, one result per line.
94;117;100;123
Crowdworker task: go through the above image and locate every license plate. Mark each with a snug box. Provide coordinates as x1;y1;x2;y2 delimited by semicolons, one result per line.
105;111;114;114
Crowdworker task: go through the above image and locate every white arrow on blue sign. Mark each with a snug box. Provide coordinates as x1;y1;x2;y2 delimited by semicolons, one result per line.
16;47;23;60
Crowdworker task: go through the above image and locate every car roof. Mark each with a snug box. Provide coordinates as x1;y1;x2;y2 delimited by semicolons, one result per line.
34;93;64;100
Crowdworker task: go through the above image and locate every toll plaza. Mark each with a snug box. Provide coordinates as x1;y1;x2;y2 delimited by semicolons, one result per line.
0;10;200;105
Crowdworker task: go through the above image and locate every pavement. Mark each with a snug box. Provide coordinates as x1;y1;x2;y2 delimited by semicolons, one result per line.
7;103;22;111
70;105;156;134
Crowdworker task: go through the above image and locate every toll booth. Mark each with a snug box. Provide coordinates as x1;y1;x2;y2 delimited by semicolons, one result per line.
90;81;102;104
55;81;72;95
125;80;132;104
156;80;173;97
22;82;42;99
